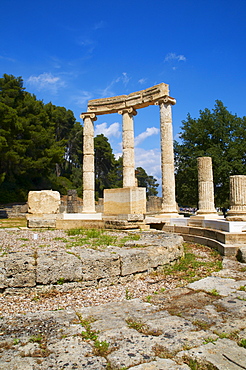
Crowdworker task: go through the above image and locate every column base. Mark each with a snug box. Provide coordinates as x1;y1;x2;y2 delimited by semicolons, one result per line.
154;212;183;219
226;211;246;221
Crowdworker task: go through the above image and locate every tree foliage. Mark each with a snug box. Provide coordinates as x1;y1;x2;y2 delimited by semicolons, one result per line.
135;167;159;198
174;100;246;207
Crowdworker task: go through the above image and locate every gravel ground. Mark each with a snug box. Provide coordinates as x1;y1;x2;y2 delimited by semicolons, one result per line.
0;228;222;317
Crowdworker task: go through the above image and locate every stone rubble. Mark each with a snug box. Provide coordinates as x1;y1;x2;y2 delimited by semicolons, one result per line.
0;230;245;369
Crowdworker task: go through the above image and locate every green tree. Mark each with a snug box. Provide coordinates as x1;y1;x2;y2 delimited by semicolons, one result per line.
0;74;78;201
94;134;117;198
135;167;159;198
174;100;246;207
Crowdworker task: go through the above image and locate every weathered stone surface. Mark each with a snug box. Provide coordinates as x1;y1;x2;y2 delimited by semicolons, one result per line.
3;252;36;287
28;190;60;214
227;175;246;221
1;258;246;370
177;338;246;370
188;276;246;296
130;359;190;369
237;246;246;262
0;233;183;290
85;83;170;114
196;157;217;215
36;250;83;284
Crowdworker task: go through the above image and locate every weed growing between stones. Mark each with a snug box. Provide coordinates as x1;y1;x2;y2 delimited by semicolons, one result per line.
239;338;246;348
183;356;218;370
239;285;246;291
57;277;65;285
203;337;217;344
208;289;220;297
65;228;141;250
154;243;222;286
152;343;175;359
125;288;133;300
192;320;211;331
145;295;152;303
126;318;162;336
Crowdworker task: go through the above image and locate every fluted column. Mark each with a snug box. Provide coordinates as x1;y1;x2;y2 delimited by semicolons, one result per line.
227;175;246;221
158;97;178;214
81;113;97;213
196;157;217;215
118;107;137;188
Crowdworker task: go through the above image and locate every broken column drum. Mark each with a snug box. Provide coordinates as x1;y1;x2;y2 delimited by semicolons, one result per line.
196;157;217;215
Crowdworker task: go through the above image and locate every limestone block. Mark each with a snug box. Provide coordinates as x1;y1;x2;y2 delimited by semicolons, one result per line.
77;249;121;281
0;260;6;289
122;148;135;166
87;83;169;114
4;252;36;287
83;155;94;172
28;190;60;214
26;214;58;228
83;139;94;154
177;338;246;370
237;246;246;263
104;187;146;215
36;251;83;284
122;131;134;148
83;172;95;190
83;189;95;212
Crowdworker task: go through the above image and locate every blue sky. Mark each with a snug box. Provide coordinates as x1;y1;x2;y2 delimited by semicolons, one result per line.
1;0;246;191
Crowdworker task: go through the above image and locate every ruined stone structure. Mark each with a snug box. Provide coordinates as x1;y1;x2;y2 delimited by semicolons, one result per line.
81;83;178;217
227;175;246;221
26;190;61;228
196;157;218;217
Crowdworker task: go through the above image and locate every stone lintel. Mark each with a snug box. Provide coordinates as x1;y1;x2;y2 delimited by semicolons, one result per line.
84;83;171;115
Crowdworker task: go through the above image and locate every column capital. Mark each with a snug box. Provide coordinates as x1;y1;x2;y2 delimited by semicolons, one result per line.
156;96;176;106
80;112;97;121
118;107;137;117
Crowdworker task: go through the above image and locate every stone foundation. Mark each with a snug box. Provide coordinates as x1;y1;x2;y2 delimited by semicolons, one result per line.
0;232;183;291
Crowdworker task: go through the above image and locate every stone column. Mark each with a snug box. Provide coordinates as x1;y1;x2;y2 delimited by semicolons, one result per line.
81;113;97;213
158;97;178;215
227;175;246;221
118;107;137;188
196;157;217;215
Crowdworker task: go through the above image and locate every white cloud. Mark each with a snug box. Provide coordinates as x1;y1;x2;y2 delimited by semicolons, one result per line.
73;90;94;107
27;72;65;93
135;127;159;146
164;53;186;62
0;55;15;62
94;122;121;138
135;147;161;180
138;78;147;84
99;72;131;97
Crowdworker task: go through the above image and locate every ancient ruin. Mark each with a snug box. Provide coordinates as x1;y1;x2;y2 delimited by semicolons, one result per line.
81;83;179;219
